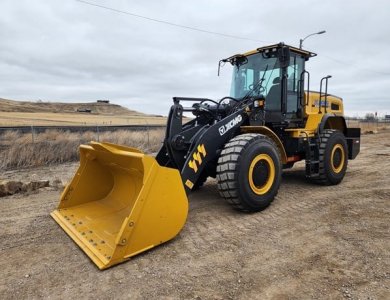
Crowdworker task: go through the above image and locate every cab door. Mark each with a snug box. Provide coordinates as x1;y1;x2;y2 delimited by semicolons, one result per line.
285;54;305;121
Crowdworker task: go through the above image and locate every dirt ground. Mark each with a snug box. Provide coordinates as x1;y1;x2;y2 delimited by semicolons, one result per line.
0;131;389;299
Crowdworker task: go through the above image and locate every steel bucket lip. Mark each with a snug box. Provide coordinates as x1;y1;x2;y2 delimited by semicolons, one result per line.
51;210;110;269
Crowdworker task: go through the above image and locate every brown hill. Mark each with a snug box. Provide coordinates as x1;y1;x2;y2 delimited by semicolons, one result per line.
0;98;145;116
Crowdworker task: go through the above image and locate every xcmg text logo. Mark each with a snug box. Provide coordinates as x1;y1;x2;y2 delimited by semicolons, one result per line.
218;115;242;136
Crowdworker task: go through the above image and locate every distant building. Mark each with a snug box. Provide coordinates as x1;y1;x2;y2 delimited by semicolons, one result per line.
97;100;110;103
77;108;92;113
385;115;390;119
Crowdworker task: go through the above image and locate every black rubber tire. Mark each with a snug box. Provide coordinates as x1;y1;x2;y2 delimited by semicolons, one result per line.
216;133;282;212
316;129;348;185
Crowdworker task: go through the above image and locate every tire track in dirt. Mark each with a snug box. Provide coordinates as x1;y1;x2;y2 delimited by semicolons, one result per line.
177;182;316;255
176;175;390;257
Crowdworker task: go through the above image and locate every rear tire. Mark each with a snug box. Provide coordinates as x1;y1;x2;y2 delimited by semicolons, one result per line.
216;133;282;212
316;129;348;185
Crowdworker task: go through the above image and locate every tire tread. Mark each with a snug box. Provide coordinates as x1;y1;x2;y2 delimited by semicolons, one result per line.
216;133;280;212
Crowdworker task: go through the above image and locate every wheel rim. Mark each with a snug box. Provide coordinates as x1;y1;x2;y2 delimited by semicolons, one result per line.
248;154;275;195
331;144;345;173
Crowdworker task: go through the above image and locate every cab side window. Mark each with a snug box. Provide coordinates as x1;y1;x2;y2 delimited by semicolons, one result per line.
286;55;304;114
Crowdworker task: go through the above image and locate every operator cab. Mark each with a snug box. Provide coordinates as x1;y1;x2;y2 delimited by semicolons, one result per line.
225;43;316;127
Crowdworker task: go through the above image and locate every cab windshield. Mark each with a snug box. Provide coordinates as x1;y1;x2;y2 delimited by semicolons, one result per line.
230;53;280;99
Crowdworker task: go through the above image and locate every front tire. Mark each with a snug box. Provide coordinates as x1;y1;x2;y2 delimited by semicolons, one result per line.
216;133;282;212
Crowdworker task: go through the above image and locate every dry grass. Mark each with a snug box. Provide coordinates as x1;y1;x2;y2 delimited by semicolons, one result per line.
1;130;21;142
0;129;164;170
346;120;390;133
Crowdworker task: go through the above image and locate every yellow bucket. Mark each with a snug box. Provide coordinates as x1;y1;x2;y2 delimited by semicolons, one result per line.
51;142;188;269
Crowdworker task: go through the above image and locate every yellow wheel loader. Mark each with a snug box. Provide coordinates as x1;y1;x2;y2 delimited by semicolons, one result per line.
51;43;361;269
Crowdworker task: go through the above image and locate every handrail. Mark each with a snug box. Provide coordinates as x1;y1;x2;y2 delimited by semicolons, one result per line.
319;75;332;114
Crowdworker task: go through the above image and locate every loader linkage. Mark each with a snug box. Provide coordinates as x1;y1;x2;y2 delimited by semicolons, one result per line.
156;97;248;193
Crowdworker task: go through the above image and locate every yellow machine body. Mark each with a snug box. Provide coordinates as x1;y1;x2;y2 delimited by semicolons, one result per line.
51;142;188;269
285;91;345;138
303;91;344;117
242;92;346;162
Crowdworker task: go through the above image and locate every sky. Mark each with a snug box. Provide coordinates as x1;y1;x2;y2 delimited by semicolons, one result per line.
0;0;389;117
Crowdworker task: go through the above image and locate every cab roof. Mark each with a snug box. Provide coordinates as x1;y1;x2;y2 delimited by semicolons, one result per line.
220;42;316;67
244;42;316;58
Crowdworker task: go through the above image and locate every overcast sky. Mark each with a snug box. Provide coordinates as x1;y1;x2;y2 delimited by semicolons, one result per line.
1;0;389;117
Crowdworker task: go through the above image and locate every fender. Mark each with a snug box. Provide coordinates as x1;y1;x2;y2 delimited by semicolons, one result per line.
319;114;347;134
240;126;288;164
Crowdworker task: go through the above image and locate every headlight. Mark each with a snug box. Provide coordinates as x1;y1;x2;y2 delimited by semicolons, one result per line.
253;100;265;108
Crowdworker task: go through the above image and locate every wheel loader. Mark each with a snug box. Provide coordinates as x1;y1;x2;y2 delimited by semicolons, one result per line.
51;43;361;269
